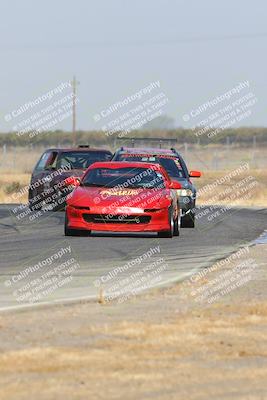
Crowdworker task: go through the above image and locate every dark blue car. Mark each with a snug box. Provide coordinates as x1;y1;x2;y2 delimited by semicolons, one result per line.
112;146;201;227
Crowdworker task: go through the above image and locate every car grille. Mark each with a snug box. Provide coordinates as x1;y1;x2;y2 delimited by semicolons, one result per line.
83;214;151;224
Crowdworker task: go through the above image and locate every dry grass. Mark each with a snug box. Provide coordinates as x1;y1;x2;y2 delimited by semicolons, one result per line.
0;302;267;400
0;173;30;203
0;146;39;203
197;169;267;206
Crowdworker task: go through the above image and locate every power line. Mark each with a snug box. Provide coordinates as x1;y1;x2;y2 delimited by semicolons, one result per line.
72;76;79;146
1;32;267;50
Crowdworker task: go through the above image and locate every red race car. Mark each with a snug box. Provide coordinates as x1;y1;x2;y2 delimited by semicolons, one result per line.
64;161;182;238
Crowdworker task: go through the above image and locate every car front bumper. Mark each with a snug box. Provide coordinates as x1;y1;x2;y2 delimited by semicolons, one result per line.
66;205;171;233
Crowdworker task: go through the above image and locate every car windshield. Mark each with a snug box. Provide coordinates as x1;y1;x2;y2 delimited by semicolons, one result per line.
116;154;185;178
57;151;111;170
82;167;166;189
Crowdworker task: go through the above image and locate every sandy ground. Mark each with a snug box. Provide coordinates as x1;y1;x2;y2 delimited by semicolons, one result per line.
0;241;267;400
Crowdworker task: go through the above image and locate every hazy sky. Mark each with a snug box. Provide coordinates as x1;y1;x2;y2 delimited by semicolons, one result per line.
0;0;266;131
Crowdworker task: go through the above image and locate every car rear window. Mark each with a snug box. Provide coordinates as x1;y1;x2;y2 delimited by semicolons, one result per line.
57;151;111;170
116;154;185;178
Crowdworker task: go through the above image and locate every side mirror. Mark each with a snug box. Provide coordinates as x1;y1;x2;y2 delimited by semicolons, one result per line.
64;176;81;186
169;181;182;189
189;170;201;178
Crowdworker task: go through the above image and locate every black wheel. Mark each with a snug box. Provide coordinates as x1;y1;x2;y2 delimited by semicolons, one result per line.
28;190;43;211
28;200;43;211
64;215;91;236
173;215;180;236
181;212;195;228
158;209;174;238
45;190;67;211
49;202;66;212
28;203;35;212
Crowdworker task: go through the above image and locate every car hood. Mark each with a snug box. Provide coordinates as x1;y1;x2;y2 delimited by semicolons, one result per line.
67;186;172;209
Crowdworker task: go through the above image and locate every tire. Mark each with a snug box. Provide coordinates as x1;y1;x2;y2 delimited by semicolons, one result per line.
28;201;42;211
181;212;195;228
50;202;66;212
50;189;69;211
28;190;43;211
173;215;180;236
28;203;35;212
45;190;67;211
41;199;65;212
158;209;174;238
64;215;91;237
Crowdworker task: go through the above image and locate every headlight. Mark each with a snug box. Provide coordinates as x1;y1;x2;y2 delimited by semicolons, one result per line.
177;189;193;197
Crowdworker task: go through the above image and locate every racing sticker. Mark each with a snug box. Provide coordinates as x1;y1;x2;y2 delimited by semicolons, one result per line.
100;189;139;197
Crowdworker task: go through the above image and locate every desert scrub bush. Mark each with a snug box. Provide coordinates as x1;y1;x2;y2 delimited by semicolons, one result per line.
4;181;24;194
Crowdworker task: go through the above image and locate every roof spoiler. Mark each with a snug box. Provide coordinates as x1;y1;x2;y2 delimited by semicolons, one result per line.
114;137;178;148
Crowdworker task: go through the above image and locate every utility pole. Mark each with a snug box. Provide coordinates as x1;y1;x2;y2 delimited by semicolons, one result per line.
72;76;77;146
251;135;257;167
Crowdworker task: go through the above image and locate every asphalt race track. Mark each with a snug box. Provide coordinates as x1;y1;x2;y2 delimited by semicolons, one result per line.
0;204;266;311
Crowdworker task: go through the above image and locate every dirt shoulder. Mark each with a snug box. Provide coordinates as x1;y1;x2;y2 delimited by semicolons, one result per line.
0;242;267;400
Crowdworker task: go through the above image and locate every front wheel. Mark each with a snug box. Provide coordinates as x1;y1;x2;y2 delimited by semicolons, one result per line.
173;215;180;236
49;202;66;212
158;209;174;238
181;212;195;228
28;191;43;211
